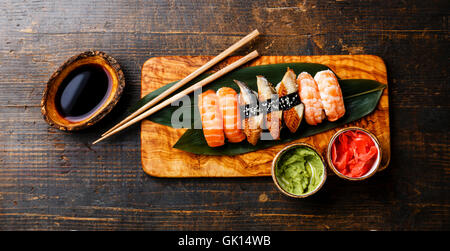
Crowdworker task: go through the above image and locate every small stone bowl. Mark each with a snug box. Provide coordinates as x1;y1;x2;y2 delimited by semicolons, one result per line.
326;127;382;181
271;143;327;198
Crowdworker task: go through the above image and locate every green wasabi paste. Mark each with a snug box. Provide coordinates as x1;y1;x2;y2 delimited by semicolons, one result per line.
275;146;324;195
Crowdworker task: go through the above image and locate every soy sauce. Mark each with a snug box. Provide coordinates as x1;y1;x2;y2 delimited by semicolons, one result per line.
55;64;111;122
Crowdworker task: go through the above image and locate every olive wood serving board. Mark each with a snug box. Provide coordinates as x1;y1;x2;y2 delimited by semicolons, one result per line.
140;55;390;177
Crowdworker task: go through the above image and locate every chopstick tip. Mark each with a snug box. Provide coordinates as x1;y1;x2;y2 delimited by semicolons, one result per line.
92;137;104;145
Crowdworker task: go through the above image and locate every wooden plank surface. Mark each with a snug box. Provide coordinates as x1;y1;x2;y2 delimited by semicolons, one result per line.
0;0;448;230
141;55;390;177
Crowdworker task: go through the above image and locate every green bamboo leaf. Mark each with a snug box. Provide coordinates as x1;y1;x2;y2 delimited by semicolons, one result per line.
128;62;386;155
173;79;386;156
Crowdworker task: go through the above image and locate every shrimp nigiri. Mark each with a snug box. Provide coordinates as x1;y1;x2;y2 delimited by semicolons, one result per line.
234;80;262;146
216;87;246;143
297;72;326;125
276;68;304;133
257;75;282;140
314;70;346;121
198;90;225;147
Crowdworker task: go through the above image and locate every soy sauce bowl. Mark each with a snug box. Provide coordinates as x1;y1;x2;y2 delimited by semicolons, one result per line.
41;51;125;131
271;143;327;198
326;127;382;181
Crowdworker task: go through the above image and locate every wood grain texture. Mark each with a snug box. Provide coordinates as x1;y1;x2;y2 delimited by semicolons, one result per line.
141;55;390;177
0;0;448;231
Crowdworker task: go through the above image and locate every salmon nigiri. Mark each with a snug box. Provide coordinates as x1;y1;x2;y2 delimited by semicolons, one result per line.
234;80;262;146
314;70;345;121
276;68;304;133
297;72;326;125
216;87;246;143
198;90;225;147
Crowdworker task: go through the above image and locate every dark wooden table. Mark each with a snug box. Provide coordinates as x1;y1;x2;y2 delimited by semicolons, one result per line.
0;0;448;231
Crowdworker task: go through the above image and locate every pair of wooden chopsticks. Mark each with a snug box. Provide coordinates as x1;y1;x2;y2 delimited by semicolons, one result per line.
92;29;260;145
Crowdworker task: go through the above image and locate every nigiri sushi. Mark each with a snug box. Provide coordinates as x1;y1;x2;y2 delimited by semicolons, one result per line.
297;72;326;125
234;80;262;146
276;68;304;133
216;87;246;143
314;70;346;121
257;75;282;140
198;90;225;147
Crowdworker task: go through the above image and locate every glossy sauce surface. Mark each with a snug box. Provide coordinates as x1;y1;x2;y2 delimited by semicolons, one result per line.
55;64;111;122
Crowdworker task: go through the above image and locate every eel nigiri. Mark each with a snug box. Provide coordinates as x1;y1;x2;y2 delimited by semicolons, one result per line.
216;87;246;143
297;72;326;125
257;75;282;140
233;80;262;146
314;70;346;121
198;90;225;147
276;68;304;133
